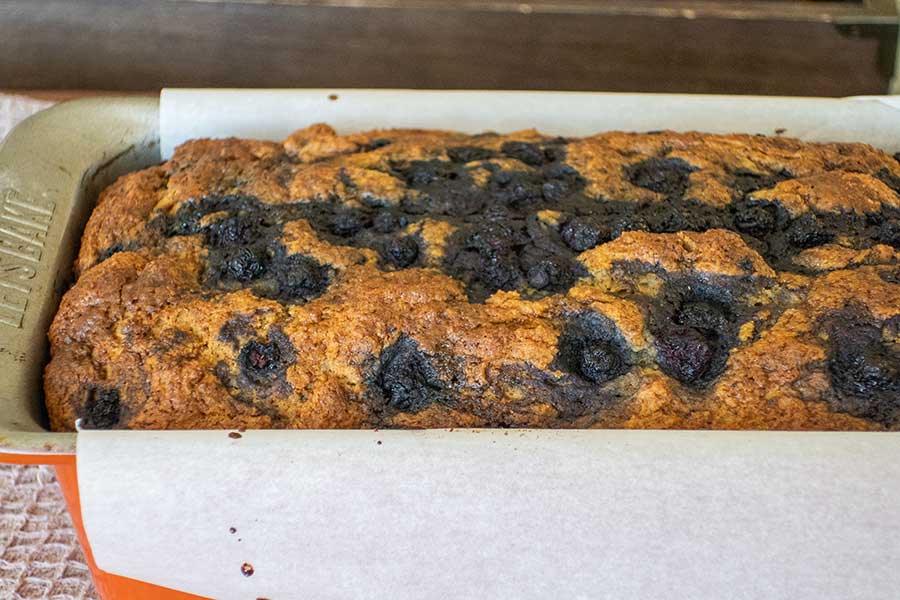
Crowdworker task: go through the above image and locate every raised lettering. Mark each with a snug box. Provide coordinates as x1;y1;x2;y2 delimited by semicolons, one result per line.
0;189;55;329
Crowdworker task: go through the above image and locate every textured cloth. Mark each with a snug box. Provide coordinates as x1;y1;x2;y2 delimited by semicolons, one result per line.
0;466;98;600
0;94;98;599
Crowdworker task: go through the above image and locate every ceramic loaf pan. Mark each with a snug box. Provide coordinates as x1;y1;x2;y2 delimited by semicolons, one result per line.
3;91;900;455
3;92;900;600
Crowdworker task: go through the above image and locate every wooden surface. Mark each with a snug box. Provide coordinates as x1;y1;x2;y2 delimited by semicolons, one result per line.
0;0;896;96
2;90;147;102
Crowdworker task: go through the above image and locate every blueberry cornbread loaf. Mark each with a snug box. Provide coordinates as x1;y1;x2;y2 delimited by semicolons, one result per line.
44;125;900;431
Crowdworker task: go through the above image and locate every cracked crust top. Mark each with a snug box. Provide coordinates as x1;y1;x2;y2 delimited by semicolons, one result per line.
44;125;900;431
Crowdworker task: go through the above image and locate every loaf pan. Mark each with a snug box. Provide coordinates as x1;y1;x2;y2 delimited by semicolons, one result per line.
2;91;900;600
4;90;900;454
0;96;159;455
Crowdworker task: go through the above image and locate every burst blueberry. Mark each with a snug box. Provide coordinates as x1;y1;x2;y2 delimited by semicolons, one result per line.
382;236;420;268
625;157;697;196
555;313;631;384
376;335;445;412
84;387;121;429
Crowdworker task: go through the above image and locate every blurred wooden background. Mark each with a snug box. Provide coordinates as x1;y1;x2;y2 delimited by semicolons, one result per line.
1;0;898;96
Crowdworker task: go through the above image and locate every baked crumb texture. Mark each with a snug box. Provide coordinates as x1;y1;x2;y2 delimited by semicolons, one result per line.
45;126;900;431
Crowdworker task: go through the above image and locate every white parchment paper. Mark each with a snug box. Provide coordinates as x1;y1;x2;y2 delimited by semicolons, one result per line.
159;89;900;158
77;90;900;599
79;429;900;600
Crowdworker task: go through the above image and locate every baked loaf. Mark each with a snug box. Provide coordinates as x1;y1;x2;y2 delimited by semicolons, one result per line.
45;125;900;431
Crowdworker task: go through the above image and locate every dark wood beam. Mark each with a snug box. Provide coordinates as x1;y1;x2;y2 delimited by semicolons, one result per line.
0;0;896;96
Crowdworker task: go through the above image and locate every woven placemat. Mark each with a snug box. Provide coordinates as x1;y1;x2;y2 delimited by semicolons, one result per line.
0;466;98;600
1;94;99;599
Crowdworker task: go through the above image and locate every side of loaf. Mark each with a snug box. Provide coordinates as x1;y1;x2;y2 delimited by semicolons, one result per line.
44;125;900;430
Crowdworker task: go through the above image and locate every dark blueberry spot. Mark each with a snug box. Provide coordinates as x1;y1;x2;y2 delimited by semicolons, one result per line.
442;186;488;216
92;240;141;268
555;312;631;384
730;169;791;195
206;213;270;247
501;141;546;167
492;170;514;187
654;327;715;384
489;170;544;209
526;263;552;289
624;157;697;197
560;218;603;252
732;199;785;236
609;216;648;239
878;219;900;248
359;138;391;152
172;197;337;304
541;180;568;202
239;340;284;386
648;281;739;386
543;163;576;184
676;300;730;333
96;242;127;264
218;247;269;283
643;203;689;234
158;194;319;295
265;253;331;303
445;218;587;301
876;167;900;194
542;143;568;163
399;159;454;187
879;268;900;285
376;335;444;412
448;222;525;298
447;146;495;163
519;254;577;292
468;221;525;253
787;214;833;249
381;236;420;268
84;387;121;429
396;159;487;216
372;211;407;233
329;208;370;237
667;201;728;233
824;311;900;426
165;201;205;237
831;339;899;397
577;342;626;384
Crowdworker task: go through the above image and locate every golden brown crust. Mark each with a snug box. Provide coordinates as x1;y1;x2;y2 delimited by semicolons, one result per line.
45;126;900;431
751;171;900;216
